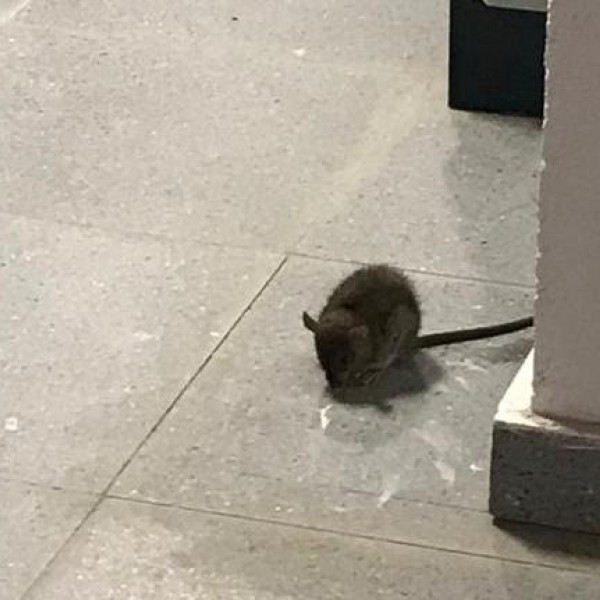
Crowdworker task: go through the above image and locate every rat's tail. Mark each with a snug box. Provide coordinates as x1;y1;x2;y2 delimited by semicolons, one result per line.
417;316;533;349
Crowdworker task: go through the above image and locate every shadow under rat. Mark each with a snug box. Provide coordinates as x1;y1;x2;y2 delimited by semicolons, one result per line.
325;334;534;413
329;351;444;412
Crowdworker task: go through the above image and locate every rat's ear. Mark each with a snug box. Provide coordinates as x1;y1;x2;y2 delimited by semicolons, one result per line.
302;311;319;334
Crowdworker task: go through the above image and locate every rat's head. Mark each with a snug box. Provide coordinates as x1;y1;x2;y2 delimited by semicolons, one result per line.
302;311;372;388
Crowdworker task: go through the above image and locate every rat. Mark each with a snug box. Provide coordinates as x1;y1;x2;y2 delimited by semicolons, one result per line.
302;264;533;390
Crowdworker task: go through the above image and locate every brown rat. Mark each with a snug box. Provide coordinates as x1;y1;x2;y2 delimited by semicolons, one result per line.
302;264;533;390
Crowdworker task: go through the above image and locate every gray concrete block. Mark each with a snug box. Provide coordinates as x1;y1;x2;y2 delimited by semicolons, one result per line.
490;352;600;534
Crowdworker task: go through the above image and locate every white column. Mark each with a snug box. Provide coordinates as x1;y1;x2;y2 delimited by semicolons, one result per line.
534;0;600;423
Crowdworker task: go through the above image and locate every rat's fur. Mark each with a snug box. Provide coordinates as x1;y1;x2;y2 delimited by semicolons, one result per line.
303;264;533;389
303;265;421;388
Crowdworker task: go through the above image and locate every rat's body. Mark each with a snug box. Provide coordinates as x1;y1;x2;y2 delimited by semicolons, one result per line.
302;264;533;389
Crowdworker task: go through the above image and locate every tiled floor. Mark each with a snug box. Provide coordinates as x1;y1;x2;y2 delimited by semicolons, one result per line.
1;1;599;599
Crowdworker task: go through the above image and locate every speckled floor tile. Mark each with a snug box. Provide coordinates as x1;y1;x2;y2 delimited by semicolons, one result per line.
0;213;281;490
11;0;448;64
104;258;595;570
2;0;595;597
25;499;600;600
0;479;95;600
297;111;541;286
113;257;533;510
0;1;446;251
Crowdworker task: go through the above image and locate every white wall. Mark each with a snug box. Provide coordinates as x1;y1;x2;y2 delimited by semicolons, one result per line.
534;0;600;423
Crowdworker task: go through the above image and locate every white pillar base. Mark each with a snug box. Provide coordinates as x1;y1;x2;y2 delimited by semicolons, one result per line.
490;350;600;534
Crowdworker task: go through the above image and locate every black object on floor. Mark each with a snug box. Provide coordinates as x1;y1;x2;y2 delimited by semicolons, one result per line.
449;0;546;117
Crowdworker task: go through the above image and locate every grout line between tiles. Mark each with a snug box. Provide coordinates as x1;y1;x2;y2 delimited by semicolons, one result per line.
98;255;289;495
287;250;537;290
0;475;96;496
19;496;99;599
104;493;597;577
0;207;282;260
0;471;490;521
19;257;289;600
1;209;534;290
0;471;487;517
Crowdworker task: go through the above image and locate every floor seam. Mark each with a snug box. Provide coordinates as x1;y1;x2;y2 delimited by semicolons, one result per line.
0;475;97;496
18;256;289;600
287;250;537;290
104;493;598;577
0;207;284;259
96;255;289;495
0;471;489;516
0;209;534;289
19;495;106;599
